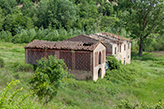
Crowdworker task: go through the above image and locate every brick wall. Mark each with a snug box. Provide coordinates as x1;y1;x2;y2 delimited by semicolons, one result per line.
102;50;105;63
27;49;45;65
75;51;91;71
95;52;98;67
26;48;92;79
60;51;72;69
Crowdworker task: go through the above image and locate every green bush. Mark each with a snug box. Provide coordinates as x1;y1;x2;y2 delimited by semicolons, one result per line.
105;56;138;83
11;62;33;72
106;55;121;70
0;58;5;68
30;55;68;104
0;30;12;42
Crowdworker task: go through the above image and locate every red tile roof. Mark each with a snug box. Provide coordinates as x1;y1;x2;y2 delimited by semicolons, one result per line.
24;39;101;51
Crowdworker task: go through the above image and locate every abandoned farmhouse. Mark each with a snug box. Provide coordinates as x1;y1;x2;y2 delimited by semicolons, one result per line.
66;32;131;65
25;32;131;81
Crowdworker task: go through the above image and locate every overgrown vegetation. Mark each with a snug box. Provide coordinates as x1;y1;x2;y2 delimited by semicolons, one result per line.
0;80;32;109
11;62;33;72
30;56;68;104
0;58;4;68
105;56;138;83
0;42;164;108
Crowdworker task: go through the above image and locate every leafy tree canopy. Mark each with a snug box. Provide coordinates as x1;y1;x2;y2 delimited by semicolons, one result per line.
36;0;78;29
118;0;164;56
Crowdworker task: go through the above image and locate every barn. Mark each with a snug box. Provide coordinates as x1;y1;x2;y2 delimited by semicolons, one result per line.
24;39;106;81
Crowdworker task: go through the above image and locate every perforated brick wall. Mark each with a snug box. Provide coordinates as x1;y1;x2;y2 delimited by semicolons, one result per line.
46;50;56;58
27;49;44;65
75;52;91;71
60;51;72;69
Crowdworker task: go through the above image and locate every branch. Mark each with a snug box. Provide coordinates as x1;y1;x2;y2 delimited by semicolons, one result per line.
143;17;164;39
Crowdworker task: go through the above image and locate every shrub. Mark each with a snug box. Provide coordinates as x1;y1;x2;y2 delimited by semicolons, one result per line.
0;58;5;68
106;55;121;70
105;56;138;83
11;62;33;72
30;55;68;104
0;30;12;42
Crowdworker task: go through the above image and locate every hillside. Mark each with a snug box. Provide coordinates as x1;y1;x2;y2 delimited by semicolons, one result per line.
0;42;164;108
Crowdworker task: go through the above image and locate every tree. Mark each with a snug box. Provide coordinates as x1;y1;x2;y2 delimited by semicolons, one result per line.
3;13;34;35
0;7;4;31
30;55;68;104
36;0;78;29
3;14;16;34
21;0;35;18
0;0;17;15
119;0;164;56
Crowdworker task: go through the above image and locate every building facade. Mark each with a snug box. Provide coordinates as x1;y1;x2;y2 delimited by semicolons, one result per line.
66;32;131;65
24;39;106;81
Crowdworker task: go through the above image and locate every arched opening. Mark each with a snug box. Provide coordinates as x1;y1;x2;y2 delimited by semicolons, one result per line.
99;52;101;64
98;68;101;78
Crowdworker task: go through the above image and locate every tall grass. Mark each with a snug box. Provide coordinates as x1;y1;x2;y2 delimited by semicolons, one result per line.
0;41;164;108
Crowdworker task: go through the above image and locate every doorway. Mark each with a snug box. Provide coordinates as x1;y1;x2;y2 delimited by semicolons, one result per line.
98;68;101;78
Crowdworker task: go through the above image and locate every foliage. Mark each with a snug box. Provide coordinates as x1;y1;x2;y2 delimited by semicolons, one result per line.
0;30;12;42
1;42;164;108
21;0;35;18
106;55;121;70
11;27;83;43
36;0;78;29
0;80;31;109
11;62;34;72
0;7;4;31
0;0;17;15
105;55;139;83
30;55;68;104
115;99;164;109
0;58;5;68
118;0;164;56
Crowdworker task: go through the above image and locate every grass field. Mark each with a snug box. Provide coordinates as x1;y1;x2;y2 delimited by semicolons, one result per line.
0;41;164;108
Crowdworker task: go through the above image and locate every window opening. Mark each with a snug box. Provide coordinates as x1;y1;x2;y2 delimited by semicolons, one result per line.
99;52;101;64
115;47;116;54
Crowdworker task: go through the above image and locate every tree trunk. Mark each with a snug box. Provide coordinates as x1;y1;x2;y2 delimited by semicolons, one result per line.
139;43;143;56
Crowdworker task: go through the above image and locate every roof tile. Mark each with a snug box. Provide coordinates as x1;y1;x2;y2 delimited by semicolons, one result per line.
24;40;99;51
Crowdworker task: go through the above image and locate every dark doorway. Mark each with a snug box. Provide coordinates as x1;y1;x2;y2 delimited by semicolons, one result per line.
98;68;101;78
